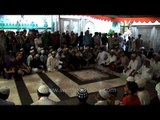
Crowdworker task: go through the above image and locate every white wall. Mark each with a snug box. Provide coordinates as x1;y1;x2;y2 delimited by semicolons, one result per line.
83;16;113;35
1;15;59;28
131;25;160;52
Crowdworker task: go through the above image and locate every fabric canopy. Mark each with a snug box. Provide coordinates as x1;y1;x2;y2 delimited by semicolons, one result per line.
86;15;160;23
112;17;160;23
85;15;112;21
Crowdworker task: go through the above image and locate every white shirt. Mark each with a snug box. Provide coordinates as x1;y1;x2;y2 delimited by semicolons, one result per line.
96;51;109;65
151;61;160;78
123;59;139;76
95;100;107;105
27;55;33;66
105;54;117;65
46;56;59;71
128;59;139;71
137;90;150;105
136;56;142;70
136;65;153;81
31;97;56;105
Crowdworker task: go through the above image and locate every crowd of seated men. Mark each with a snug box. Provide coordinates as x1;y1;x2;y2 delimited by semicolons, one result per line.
0;29;160;105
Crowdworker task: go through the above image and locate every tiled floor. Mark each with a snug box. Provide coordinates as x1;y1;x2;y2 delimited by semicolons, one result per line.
0;65;157;105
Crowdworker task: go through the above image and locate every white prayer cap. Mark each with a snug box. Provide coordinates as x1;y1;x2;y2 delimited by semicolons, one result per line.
110;49;116;53
20;48;24;51
37;85;50;94
37;47;41;53
110;49;114;52
0;86;10;95
30;46;34;50
57;48;62;53
34;54;39;58
155;82;160;96
30;50;34;53
99;89;109;99
77;88;88;99
140;47;145;50
135;79;146;88
51;51;56;55
49;46;52;49
126;76;135;82
41;50;45;54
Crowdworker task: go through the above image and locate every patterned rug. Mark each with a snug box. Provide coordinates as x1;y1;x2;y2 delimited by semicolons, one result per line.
59;67;119;85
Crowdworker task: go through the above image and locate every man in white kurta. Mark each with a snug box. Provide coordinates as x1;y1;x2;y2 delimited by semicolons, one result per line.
150;55;160;81
27;50;35;66
96;47;109;65
134;59;153;82
123;53;139;77
135;79;150;105
31;85;56;105
46;51;62;72
105;49;117;66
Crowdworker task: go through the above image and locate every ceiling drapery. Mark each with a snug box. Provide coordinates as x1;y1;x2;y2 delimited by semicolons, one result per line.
112;17;160;23
86;15;160;23
85;15;113;21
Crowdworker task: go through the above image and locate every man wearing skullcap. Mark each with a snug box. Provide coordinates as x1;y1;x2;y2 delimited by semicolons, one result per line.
46;51;62;72
40;49;48;66
104;49;117;71
135;79;150;105
123;53;139;77
150;82;160;105
126;76;135;82
77;88;90;105
96;47;109;65
27;50;35;66
151;55;160;82
0;86;15;105
95;88;118;105
133;59;153;82
122;76;136;98
95;89;109;105
31;85;56;105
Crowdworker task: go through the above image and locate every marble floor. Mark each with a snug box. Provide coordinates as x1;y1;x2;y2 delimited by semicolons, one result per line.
0;65;156;105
